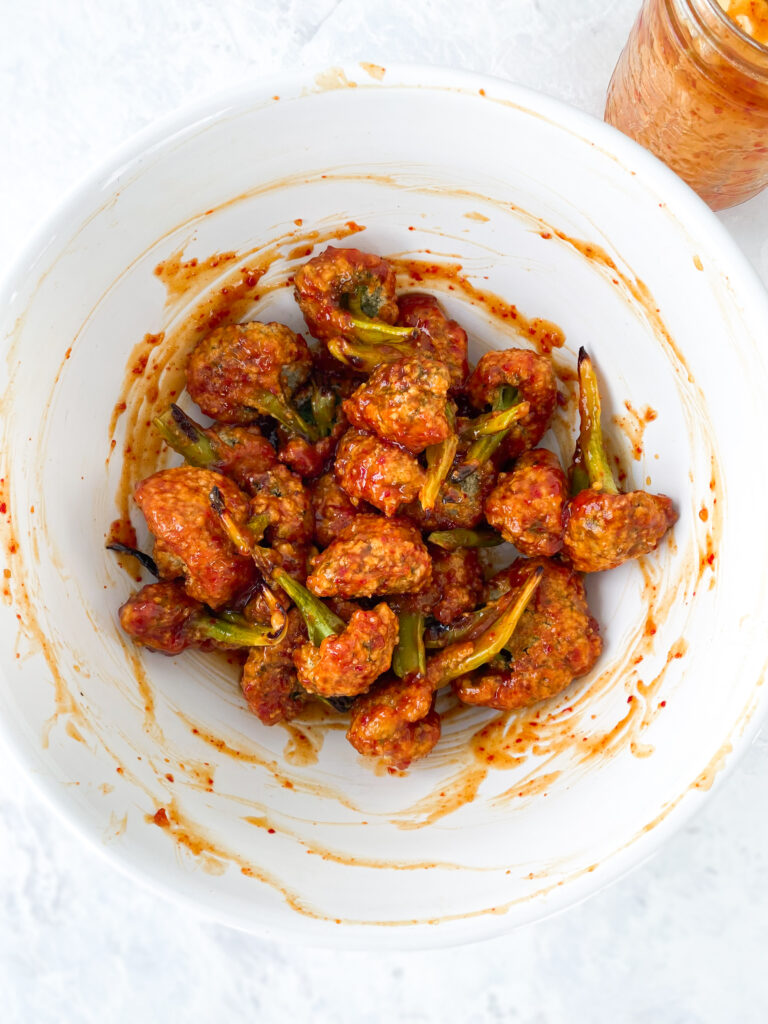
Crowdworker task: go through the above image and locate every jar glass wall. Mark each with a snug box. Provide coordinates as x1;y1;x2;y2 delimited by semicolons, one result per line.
605;0;768;210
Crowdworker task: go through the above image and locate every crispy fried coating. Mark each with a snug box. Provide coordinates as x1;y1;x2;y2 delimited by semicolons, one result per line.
562;489;678;573
346;676;441;768
484;448;568;556
396;292;469;390
392;546;484;625
311;472;369;548
307;514;431;598
152;539;186;581
467;348;557;460
134;466;255;608
454;557;602;710
248;464;313;547
334;428;424;517
294;603;398;698
277;418;346;479
118;582;208;655
342;356;453;454
293;246;399;342
240;609;308;725
203;422;278;492
405;447;497;530
186;321;312;423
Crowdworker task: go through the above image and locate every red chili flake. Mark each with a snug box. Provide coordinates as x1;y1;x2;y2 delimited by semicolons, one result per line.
267;828;275;834
153;808;170;827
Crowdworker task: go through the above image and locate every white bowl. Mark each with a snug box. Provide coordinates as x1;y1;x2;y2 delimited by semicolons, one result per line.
2;65;768;948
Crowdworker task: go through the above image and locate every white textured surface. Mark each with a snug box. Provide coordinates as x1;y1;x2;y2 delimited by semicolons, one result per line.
2;1;768;1020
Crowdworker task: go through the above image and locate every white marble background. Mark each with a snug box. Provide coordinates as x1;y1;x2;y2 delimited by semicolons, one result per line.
2;1;768;1021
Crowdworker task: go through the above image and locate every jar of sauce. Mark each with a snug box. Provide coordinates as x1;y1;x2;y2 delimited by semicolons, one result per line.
605;0;768;210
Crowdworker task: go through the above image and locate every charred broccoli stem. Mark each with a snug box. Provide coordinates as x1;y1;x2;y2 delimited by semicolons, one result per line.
153;405;218;467
245;388;319;443
426;566;543;684
571;348;618;496
106;542;159;577
420;405;459;512
424;595;510;650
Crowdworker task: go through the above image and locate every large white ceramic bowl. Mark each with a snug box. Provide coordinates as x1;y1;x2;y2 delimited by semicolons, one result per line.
2;65;768;948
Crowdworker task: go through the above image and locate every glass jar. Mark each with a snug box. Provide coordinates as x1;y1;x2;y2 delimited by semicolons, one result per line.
605;0;768;210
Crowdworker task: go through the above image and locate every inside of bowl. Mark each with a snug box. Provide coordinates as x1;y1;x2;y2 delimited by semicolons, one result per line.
2;73;767;944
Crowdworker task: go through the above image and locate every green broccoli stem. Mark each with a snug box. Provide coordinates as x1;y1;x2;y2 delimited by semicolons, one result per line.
576;348;619;495
348;317;417;344
193;613;285;648
154;405;218;467
427;528;504;550
246;513;271;543
246;388;319;442
462;387;529;469
326;335;417;373
419;405;458;512
208;485;342;647
426;566;543;685
420;435;459;511
346;293;417;345
569;441;591;497
311;385;338;438
392;611;427;678
271;568;345;647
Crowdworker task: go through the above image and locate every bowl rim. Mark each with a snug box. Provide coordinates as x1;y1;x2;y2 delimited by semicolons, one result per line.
2;62;768;949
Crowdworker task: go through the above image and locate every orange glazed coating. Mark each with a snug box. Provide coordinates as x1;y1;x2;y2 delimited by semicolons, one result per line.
186;321;312;423
347;676;441;768
484;448;568;556
307;515;431;598
119;582;206;655
467;348;557;459
396;292;469;389
343;355;453;454
562;489;678;573
454;557;602;710
392;546;484;625
293;246;399;341
311;471;368;548
247;464;313;547
277;419;347;480
334;428;424;517
134;466;255;608
294;604;399;698
405;447;497;531
202;422;278;493
240;609;308;725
